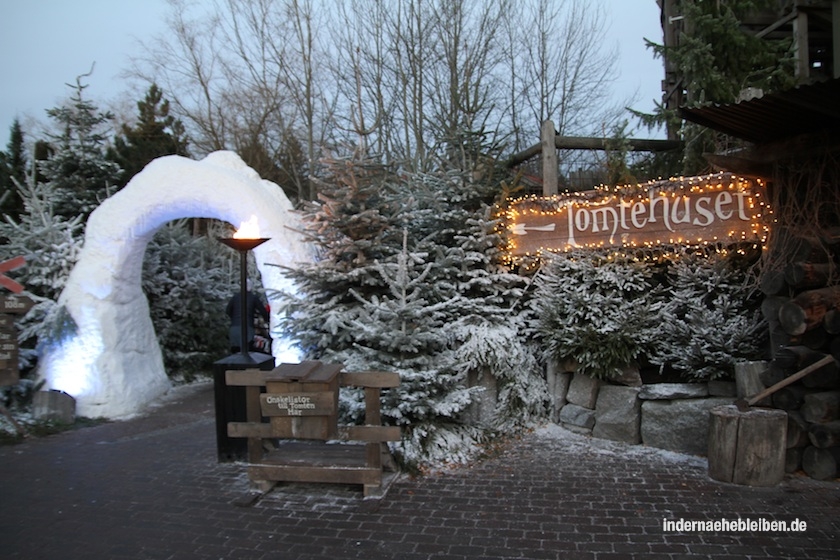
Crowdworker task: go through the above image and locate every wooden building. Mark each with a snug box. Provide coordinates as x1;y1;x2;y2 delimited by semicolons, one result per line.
681;76;840;480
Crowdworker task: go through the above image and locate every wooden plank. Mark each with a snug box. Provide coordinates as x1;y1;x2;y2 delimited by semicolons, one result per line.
0;295;34;314
0;348;18;367
246;385;263;464
341;371;400;388
259;392;336;417
266;361;323;381
266;370;340;439
229;422;401;442
225;369;266;386
338;425;401;442
264;442;366;466
248;464;381;486
0;368;19;387
364;387;381;425
227;422;273;439
366;442;381;470
303;362;343;383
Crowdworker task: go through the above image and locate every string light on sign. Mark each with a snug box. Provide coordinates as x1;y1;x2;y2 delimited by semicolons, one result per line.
497;172;771;269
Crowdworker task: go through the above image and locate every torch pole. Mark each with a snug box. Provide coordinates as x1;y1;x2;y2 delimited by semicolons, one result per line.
217;236;269;365
238;249;249;360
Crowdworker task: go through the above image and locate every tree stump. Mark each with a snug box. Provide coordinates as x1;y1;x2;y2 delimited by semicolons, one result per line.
708;405;787;487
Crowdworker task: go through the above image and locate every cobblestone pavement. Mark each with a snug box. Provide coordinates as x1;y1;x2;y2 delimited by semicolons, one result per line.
1;382;838;560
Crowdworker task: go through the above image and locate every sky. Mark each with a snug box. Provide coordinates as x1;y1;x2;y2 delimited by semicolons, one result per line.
0;0;666;144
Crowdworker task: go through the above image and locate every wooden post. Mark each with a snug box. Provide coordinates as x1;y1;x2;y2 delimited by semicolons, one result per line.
793;9;810;80
541;120;558;196
834;0;840;79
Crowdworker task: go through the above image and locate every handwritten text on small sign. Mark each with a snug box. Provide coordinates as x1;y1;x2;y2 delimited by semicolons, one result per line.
259;392;336;417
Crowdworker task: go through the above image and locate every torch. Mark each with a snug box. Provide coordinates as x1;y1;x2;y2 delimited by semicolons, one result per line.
219;215;269;363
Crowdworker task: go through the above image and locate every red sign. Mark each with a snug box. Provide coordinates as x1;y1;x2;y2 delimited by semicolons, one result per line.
0;256;26;294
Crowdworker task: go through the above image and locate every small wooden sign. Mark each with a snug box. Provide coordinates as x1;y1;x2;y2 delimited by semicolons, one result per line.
0;328;15;344
260;392;336;417
0;369;18;387
0;295;34;315
0;344;19;387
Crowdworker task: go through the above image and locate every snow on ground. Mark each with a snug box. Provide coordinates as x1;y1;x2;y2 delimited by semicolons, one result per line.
532;423;708;470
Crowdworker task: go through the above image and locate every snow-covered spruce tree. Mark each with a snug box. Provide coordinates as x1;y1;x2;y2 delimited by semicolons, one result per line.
649;250;767;381
278;157;541;470
39;75;122;219
0;173;83;370
533;251;662;381
142;221;239;380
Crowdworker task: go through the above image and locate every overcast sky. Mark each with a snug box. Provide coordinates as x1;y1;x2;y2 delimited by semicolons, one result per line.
0;0;665;143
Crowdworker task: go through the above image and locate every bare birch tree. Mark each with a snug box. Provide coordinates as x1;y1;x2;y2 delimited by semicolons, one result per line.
131;0;628;186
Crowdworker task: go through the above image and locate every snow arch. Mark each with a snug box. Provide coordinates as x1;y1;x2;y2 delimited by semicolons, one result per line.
40;151;313;418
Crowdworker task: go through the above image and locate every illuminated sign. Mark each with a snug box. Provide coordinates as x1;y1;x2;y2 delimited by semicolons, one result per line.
505;173;768;256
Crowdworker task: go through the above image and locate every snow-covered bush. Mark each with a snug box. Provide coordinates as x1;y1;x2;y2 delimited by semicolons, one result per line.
532;248;766;383
533;251;662;381
279;158;544;471
649;251;766;380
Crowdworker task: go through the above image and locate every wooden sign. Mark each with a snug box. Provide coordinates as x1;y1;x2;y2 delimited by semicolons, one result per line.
506;174;768;256
0;254;27;385
0;344;19;387
259;392;336;417
0;327;14;343
0;295;34;315
0;369;17;387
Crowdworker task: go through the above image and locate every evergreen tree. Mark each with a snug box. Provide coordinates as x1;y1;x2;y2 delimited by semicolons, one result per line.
0;172;84;369
650;251;767;381
108;84;189;187
0;119;27;218
40;75;123;218
278;157;543;469
142;221;238;380
533;251;662;381
639;0;795;174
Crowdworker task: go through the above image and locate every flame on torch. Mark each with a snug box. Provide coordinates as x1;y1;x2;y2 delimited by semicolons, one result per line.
233;215;261;239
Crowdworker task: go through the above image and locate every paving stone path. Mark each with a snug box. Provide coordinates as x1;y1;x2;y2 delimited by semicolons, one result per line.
1;382;838;559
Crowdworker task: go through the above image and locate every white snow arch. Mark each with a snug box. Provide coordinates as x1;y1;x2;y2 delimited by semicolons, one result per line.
40;151;313;418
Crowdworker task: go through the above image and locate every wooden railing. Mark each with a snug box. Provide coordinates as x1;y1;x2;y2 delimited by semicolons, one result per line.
225;361;400;497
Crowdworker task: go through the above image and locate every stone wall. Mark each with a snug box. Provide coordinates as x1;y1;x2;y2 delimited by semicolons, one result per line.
547;365;736;456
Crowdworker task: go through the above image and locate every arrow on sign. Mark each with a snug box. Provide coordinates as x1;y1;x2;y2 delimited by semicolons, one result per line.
0;256;26;294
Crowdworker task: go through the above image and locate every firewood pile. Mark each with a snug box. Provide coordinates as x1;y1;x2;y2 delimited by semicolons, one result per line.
760;230;840;480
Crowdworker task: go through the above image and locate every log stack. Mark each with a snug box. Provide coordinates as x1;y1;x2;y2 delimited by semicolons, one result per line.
761;232;840;480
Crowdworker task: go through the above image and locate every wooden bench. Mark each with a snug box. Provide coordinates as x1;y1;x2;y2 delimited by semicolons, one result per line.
225;361;400;497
